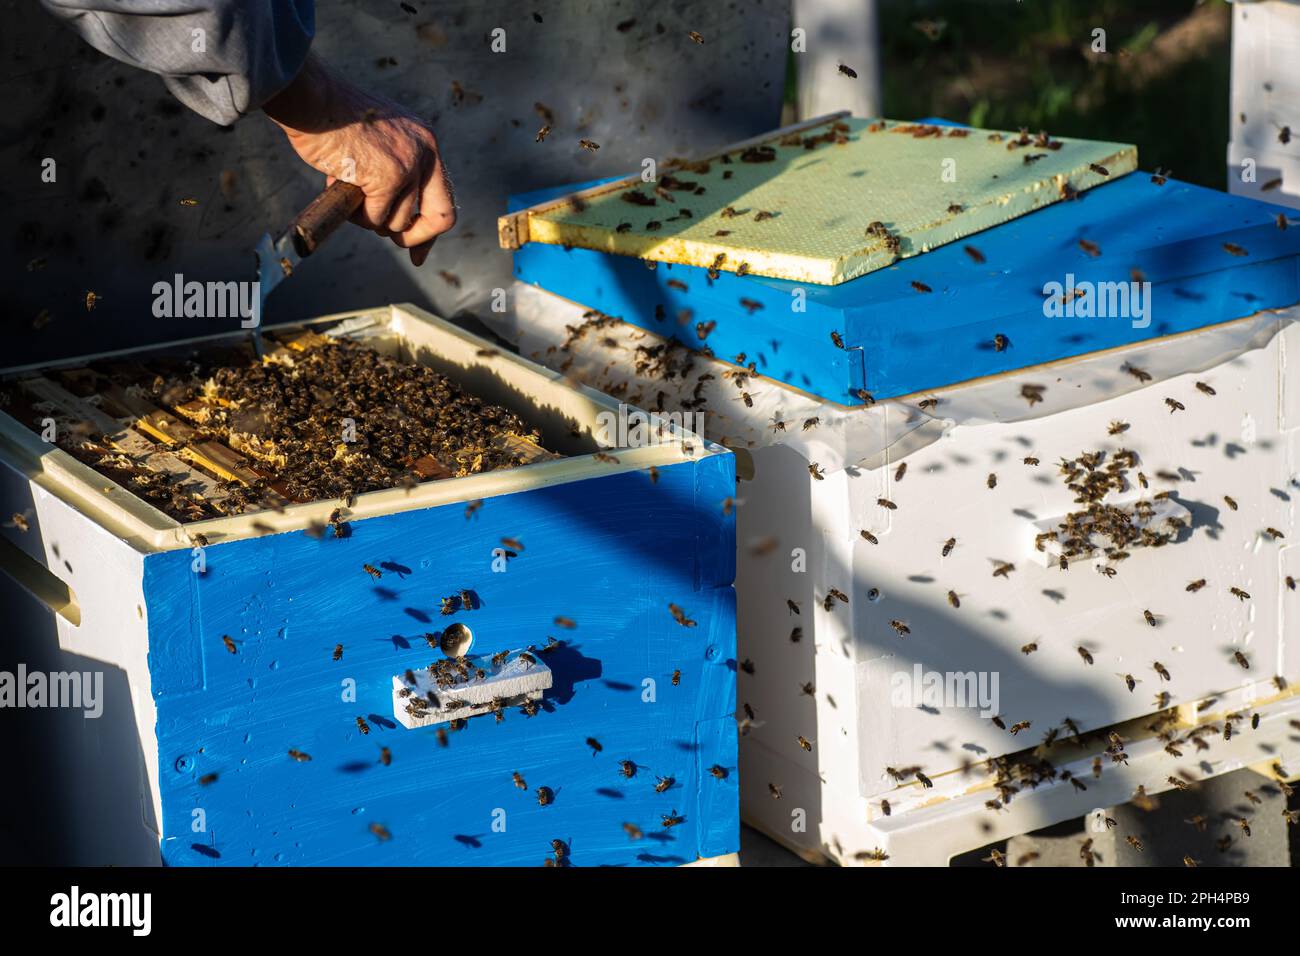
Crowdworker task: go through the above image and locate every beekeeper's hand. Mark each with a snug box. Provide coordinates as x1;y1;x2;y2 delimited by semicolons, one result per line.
264;54;456;267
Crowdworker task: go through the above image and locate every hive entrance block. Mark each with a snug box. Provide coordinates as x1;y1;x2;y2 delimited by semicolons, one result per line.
393;651;553;728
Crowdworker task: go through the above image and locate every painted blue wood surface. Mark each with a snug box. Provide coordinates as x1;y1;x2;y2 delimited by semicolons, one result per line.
511;165;1300;403
143;454;737;866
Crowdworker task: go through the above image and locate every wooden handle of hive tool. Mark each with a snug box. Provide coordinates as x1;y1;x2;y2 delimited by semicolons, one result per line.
292;180;366;256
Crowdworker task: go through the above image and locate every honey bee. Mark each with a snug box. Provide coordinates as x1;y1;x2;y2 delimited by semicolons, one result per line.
1264;527;1285;540
1229;587;1250;601
1143;609;1157;627
918;397;939;410
861;529;879;545
622;822;643;840
889;619;911;637
661;809;685;828
1020;642;1038;655
1288;576;1297;591
768;782;782;799
1222;242;1248;257
369;822;391;841
993;333;1010;352
535;125;551;142
708;764;727;780
1164;398;1185;413
911;280;932;293
990;715;1006;730
578;139;600;152
554;616;577;629
915;771;933;788
830;331;846;349
285;747;312;763
894;462;907;482
1077;646;1094;665
1233;650;1250;669
993;562;1015;578
687;30;704;44
1089;163;1109;176
1186;579;1207;593
942;537;956;557
786;599;800;615
618;759;637;779
803;416;821;431
654;775;675;793
355;716;370;735
221;635;237;654
1121;673;1137;692
379;746;391;767
668;603;697;627
809;463;825;481
1078;239;1101;257
84;291;101;311
435;728;448;747
947;590;960;608
1009;720;1031;735
986;473;997;489
877;497;897;510
837;63;857;78
363;563;382;579
670;668;681;686
982;849;1005;867
1223;495;1238;511
1125;835;1144;852
536;787;554;806
964;245;985;263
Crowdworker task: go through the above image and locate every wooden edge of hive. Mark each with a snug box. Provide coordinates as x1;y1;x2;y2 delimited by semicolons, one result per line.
495;110;852;251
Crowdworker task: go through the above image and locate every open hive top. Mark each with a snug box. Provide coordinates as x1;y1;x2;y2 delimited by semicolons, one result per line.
0;328;556;523
505;116;1137;285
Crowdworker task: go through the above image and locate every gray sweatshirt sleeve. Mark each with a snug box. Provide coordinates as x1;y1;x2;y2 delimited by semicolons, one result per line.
40;0;315;126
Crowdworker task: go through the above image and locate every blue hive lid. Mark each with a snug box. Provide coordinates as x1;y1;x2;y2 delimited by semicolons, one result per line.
510;140;1300;405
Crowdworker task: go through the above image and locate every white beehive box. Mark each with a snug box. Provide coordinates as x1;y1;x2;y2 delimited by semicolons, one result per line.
509;281;1300;865
1228;0;1300;208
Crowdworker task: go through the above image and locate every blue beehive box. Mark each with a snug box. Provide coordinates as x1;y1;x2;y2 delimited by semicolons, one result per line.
0;305;738;866
510;164;1300;404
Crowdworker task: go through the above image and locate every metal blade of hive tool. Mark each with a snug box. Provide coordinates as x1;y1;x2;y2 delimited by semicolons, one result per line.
251;180;367;358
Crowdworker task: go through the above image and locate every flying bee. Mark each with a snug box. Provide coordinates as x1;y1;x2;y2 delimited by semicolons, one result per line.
1077;646;1094;665
861;529;879;545
1078;238;1101;257
786;599;800;615
578;138;599;151
618;760;637;779
1143;609;1157;627
982;849;1006;868
1229;587;1250;601
379;746;391;767
1223;242;1248;257
1121;673;1137;692
1186;579;1206;593
942;537;956;557
894;462;907;481
1126;835;1143;852
993;562;1015;578
1009;720;1031;735
1236;817;1252;837
990;715;1006;730
512;771;527;790
536;787;554;806
1167;775;1190;791
369;823;391;841
1223;495;1238;511
837;63;857;78
435;728;448;747
622;821;643;840
1233;650;1250;670
911;280;932;293
535;124;550;142
362;563;382;579
993;333;1009;352
947;590;960;608
889;619;911;637
1023;456;1040;466
1152;661;1171;681
671;669;681;686
654;775;675;793
809;463;825;481
1165;398;1185;413
1020;642;1038;655
355;716;371;735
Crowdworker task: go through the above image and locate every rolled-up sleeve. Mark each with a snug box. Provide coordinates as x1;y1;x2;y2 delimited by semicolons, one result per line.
40;0;315;125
